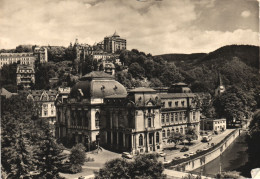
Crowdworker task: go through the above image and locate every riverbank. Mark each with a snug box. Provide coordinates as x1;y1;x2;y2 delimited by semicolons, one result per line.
193;131;250;177
165;129;240;172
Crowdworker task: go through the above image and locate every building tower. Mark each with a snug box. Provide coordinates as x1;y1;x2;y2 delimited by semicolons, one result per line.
104;31;126;53
215;72;225;96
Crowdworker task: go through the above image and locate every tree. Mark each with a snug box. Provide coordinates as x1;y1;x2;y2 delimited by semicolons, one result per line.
185;128;198;145
214;86;257;126
68;143;86;173
1;94;36;178
128;62;145;79
35;121;66;179
246;110;260;171
95;154;166;179
159;64;184;86
149;78;163;87
167;132;185;148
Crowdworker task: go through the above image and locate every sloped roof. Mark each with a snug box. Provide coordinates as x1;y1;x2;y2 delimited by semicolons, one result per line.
80;71;114;80
128;87;156;93
159;93;195;99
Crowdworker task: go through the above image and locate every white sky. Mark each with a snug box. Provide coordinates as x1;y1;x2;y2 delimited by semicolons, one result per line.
0;0;259;55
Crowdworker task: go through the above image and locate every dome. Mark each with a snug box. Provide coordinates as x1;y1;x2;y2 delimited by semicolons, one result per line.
70;71;127;99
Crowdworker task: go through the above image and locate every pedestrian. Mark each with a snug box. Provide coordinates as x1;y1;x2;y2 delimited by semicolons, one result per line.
164;156;166;162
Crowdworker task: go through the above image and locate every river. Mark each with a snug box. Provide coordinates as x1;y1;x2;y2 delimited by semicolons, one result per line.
193;132;251;177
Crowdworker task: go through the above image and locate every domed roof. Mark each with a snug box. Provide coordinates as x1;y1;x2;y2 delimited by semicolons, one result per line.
70;71;127;99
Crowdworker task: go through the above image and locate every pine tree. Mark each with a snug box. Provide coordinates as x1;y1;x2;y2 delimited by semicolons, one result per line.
35;121;66;179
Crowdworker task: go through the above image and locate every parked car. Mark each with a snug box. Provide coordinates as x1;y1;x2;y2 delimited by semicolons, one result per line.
180;147;189;152
203;147;209;151
201;135;212;142
196;149;202;154
157;151;166;157
189;152;195;156
122;152;133;159
183;154;190;158
163;160;171;164
174;156;181;160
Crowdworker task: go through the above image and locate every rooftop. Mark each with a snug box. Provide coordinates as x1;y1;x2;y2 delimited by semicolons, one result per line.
80;71;114;80
159;93;195;99
128;87;156;93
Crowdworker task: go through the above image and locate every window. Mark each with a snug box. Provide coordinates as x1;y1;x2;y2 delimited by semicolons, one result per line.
51;110;54;115
171;113;174;122
179;112;182;121
180;128;183;134
176;128;179;133
139;134;143;146
95;112;100;127
156;132;159;143
44;110;47;116
161;114;165;123
175;113;178;121
148;118;152;127
166;113;169;122
175;101;179;107
167;129;170;137
168;101;172;107
162;130;165;138
193;112;196;120
181;101;185;106
172;128;175;133
162;102;165;107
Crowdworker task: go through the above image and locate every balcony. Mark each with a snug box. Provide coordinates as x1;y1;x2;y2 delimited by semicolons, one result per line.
146;127;155;132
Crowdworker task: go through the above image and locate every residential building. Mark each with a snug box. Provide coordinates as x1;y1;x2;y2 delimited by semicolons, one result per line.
27;90;58;123
55;71;127;147
104;31;126;53
33;46;48;63
16;65;35;89
0;53;36;69
200;118;226;132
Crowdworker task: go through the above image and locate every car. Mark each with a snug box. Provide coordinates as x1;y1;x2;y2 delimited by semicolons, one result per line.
189;152;195;156
183;154;190;158
174;156;181;160
157;151;166;157
122;152;133;159
203;147;209;151
180;147;189;152
196;149;202;154
163;160;171;164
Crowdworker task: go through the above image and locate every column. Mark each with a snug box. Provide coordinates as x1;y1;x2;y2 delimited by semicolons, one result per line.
123;133;125;147
146;133;149;152
154;132;156;151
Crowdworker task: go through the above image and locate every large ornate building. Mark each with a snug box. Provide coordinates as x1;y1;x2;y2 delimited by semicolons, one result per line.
104;32;126;53
55;71;127;147
55;71;200;154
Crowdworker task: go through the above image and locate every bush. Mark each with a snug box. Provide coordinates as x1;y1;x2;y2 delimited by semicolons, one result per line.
68;164;82;174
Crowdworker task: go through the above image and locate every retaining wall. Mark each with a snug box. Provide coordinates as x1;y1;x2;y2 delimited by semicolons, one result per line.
169;129;240;172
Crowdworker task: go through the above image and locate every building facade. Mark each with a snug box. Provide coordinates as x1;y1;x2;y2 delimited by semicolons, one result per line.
200;118;226;132
27;90;58;124
100;88;163;154
55;71;127;147
55;72;200;153
104;32;126;53
33;46;48;63
16;65;35;89
0;53;36;69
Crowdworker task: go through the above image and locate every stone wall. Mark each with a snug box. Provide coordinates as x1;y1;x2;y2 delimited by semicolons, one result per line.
171;129;240;171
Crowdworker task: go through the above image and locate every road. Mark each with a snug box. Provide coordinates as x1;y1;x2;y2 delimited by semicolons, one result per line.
164;129;234;161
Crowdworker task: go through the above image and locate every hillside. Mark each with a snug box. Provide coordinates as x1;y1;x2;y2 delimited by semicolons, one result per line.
158;45;260;93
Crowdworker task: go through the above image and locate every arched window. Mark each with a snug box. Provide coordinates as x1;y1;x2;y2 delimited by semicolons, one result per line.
139;134;143;146
162;130;165;138
156;132;159;143
176;128;179;133
95;112;100;127
167;129;170;137
148;118;152;127
172;128;175;133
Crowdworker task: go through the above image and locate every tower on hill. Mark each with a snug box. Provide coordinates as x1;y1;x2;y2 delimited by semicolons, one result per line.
104;31;126;53
215;72;225;96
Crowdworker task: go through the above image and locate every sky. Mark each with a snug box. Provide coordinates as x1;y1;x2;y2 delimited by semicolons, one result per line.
0;0;259;55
